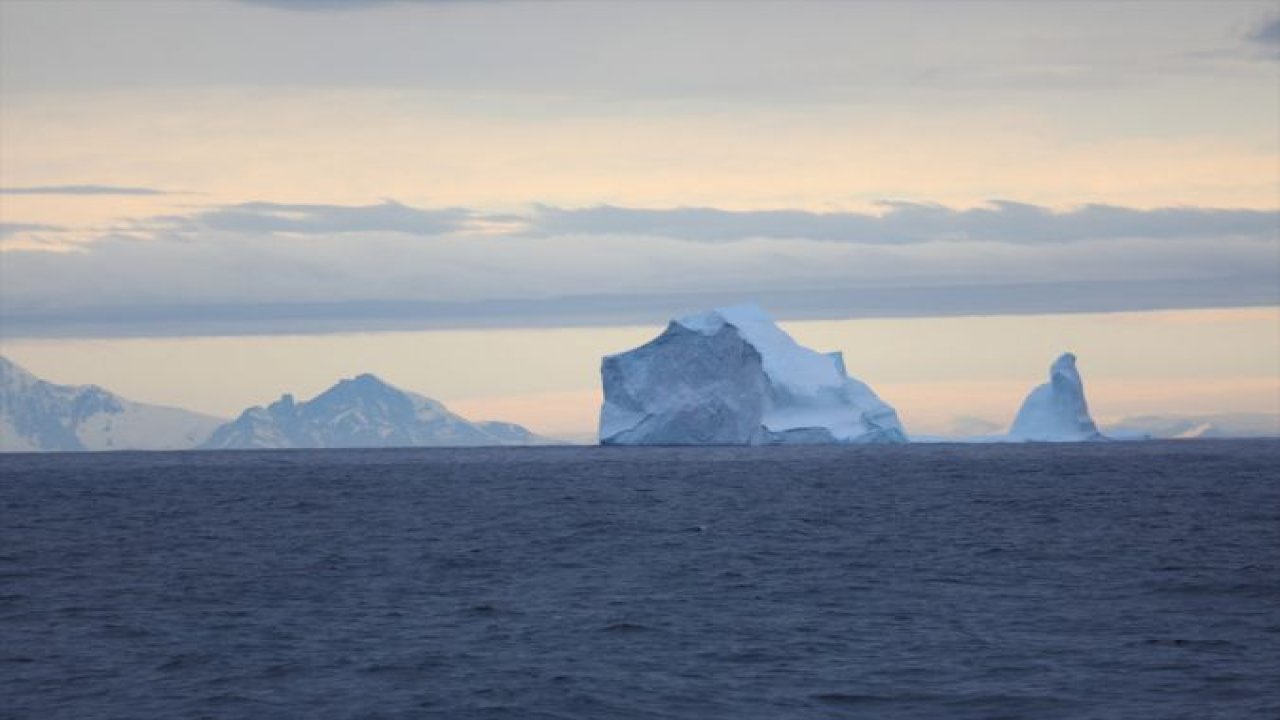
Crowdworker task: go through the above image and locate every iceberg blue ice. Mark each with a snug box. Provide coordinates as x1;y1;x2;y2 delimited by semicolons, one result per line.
599;304;906;445
1008;352;1105;442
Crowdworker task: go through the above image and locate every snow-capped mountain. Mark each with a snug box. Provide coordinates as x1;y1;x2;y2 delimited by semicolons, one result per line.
473;420;550;445
0;356;224;452
203;373;552;449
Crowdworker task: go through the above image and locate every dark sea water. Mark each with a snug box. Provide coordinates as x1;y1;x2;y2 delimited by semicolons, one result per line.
1;440;1278;720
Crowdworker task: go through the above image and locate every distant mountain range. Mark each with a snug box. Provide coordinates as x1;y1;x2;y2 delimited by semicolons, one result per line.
203;373;550;450
1;357;552;452
1103;413;1280;440
922;412;1280;441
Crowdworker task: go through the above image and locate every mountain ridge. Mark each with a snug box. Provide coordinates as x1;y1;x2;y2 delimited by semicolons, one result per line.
202;373;554;449
0;356;224;451
2;358;554;451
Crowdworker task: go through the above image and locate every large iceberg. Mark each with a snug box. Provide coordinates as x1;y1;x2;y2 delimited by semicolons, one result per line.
599;304;906;445
1008;352;1105;442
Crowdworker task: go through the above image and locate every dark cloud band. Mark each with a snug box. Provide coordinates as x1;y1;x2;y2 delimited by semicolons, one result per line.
0;185;174;196
127;198;1280;244
2;277;1275;339
0;223;66;239
2;197;1275;339
529;201;1278;244
171;200;477;236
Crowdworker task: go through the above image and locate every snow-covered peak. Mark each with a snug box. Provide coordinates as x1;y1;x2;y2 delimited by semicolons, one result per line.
322;373;396;396
203;373;550;449
348;373;389;388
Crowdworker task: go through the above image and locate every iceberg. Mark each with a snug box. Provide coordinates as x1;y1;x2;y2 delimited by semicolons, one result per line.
599;304;906;445
1008;352;1105;442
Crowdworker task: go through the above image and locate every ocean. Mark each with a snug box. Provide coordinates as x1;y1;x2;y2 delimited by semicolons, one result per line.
2;440;1277;719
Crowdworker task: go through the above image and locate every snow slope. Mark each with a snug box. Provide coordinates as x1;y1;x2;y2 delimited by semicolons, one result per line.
0;356;224;451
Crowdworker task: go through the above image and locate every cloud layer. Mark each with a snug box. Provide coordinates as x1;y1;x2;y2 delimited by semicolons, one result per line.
6;1;1273;102
165;200;478;236
0;222;64;239
4;279;1275;340
0;185;174;196
2;198;1276;338
124;198;1280;244
1247;14;1280;56
529;202;1278;244
239;0;449;10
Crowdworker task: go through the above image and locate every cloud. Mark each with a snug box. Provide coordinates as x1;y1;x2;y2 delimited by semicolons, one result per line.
237;0;453;10
0;185;174;196
2;278;1276;340
2;197;1275;338
531;201;1279;244
128;198;1280;244
163;200;479;236
1247;15;1280;54
8;1;1266;104
0;211;1275;337
0;223;65;239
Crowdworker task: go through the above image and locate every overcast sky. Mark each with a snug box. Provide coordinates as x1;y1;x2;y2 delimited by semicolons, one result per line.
1;0;1276;435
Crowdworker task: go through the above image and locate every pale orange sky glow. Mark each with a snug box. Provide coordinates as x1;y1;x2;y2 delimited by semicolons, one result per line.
1;0;1277;440
3;91;1277;247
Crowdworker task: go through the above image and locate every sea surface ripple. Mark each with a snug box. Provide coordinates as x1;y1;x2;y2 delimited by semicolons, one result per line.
2;440;1278;719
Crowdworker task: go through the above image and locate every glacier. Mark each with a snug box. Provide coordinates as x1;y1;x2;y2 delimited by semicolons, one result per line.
599;304;906;445
1008;352;1105;442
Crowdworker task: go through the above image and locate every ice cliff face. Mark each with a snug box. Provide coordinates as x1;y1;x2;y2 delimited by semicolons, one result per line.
204;373;550;449
0;356;223;452
599;304;906;445
1008;353;1104;442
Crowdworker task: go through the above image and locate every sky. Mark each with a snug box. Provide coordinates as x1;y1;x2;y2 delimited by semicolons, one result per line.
1;0;1277;438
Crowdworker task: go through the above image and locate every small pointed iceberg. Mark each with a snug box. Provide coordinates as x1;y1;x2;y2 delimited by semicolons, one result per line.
1008;352;1105;442
599;304;906;445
